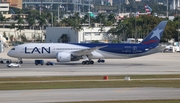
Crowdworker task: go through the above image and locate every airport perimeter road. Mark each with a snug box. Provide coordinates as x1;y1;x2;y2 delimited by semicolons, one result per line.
0;87;180;103
0;53;180;77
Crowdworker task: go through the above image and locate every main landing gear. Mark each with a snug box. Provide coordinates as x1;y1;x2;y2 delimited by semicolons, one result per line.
82;60;94;65
81;55;94;65
18;58;23;64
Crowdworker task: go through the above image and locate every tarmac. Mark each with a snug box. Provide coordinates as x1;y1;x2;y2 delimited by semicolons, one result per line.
0;47;180;102
0;88;180;103
0;48;180;77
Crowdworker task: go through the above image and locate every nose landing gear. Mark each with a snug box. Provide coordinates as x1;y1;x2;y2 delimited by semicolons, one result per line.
97;59;105;63
18;58;23;64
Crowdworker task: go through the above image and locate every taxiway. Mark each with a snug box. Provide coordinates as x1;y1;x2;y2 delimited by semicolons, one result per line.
0;50;180;102
0;53;180;77
0;88;180;103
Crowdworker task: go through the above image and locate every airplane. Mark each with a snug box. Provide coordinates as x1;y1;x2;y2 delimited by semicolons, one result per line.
144;4;157;16
135;4;157;17
144;4;152;15
7;20;168;65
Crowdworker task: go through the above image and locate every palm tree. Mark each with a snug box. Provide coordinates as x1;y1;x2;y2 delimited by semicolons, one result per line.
46;12;52;25
107;13;116;26
38;17;46;42
38;16;46;29
107;19;130;43
10;23;16;41
96;13;106;27
60;18;71;26
17;25;24;41
14;10;25;41
95;13;107;36
119;20;130;41
38;13;47;42
70;13;83;43
58;34;70;43
26;10;36;29
81;14;89;25
107;27;117;42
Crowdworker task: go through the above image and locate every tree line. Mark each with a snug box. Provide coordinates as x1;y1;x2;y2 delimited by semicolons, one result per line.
0;8;179;43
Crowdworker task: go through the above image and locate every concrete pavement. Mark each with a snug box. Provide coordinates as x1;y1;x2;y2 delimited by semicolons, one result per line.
0;88;180;103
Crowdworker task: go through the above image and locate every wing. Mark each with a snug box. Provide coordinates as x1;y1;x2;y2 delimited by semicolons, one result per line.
72;45;108;56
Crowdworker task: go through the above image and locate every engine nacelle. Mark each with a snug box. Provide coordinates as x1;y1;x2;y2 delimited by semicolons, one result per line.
56;52;79;62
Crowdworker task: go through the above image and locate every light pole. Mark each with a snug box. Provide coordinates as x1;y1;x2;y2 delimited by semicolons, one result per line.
40;0;42;16
51;12;53;27
58;4;60;23
167;0;168;17
39;0;43;42
58;0;62;23
134;0;137;41
88;0;90;27
50;1;53;27
178;15;180;51
177;7;180;52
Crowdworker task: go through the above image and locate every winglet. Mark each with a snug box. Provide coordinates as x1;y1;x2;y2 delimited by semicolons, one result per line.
140;20;168;46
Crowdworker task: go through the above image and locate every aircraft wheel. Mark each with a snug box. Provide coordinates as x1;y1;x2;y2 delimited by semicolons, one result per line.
89;61;94;64
82;61;85;65
19;61;23;64
97;59;105;63
6;61;10;64
97;60;100;63
82;61;94;65
85;61;89;65
101;60;105;63
0;61;4;64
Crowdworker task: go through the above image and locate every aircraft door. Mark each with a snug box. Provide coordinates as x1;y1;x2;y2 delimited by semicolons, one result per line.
50;47;56;57
133;46;137;53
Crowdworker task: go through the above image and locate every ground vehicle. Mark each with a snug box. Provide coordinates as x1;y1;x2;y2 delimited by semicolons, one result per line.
35;60;44;65
0;58;11;64
46;61;54;66
7;63;21;68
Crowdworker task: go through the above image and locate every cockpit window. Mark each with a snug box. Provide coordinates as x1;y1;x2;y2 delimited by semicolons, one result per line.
11;48;15;50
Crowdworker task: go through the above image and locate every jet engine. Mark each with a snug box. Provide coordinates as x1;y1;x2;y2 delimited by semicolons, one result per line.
56;52;79;62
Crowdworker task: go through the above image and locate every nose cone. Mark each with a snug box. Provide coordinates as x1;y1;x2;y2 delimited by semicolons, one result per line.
7;50;11;57
7;50;13;57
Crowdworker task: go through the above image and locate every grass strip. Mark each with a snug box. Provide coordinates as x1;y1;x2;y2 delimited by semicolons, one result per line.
0;74;180;81
0;80;180;90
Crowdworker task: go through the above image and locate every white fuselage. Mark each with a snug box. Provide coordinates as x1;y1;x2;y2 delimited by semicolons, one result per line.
7;43;161;61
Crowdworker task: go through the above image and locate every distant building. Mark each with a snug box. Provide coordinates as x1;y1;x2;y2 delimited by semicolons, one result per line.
1;0;22;9
46;27;114;43
135;0;141;2
108;0;113;6
0;3;9;12
170;0;180;10
101;0;113;6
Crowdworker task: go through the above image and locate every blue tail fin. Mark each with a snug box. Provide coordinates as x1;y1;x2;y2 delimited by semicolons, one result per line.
140;20;168;46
